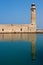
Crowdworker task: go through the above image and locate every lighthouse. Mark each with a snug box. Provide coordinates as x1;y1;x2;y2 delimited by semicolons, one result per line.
31;3;36;24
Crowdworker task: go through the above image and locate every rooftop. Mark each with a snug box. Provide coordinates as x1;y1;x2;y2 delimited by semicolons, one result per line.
31;3;35;6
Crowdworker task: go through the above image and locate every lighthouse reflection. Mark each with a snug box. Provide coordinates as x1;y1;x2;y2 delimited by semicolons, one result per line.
0;33;36;61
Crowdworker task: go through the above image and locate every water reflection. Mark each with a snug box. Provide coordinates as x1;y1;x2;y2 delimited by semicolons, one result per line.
0;33;36;61
0;33;36;41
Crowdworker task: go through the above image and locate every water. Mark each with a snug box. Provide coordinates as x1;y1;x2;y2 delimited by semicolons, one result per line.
0;34;43;65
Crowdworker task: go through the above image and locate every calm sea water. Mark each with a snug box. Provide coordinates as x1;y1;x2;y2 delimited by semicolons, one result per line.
0;34;43;65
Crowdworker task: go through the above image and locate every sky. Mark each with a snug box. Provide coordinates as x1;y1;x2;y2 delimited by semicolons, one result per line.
0;0;43;29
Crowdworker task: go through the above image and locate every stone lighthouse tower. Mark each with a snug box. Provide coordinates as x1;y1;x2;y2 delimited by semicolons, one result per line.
31;3;36;32
31;3;36;24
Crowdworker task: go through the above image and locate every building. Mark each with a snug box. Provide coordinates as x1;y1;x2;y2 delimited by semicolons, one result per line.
0;3;36;33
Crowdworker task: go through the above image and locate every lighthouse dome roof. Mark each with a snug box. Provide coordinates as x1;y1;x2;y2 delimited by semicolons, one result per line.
31;3;35;6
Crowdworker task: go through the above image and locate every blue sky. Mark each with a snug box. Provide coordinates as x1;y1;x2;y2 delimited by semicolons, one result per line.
0;0;43;29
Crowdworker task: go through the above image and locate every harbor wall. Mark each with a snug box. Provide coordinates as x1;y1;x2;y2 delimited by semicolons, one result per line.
0;24;36;33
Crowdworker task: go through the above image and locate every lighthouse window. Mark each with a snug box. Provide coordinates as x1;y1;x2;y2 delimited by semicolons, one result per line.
31;24;33;25
32;9;34;12
2;29;4;31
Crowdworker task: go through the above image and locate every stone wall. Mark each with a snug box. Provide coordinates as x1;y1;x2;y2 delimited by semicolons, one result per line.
0;24;36;33
29;24;36;32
